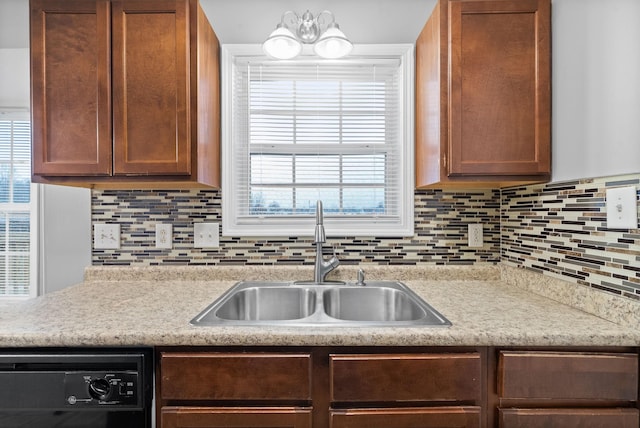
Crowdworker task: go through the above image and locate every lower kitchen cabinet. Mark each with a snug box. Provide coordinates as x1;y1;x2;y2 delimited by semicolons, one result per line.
495;350;640;428
157;348;486;428
329;353;483;428
161;407;312;428
157;347;640;428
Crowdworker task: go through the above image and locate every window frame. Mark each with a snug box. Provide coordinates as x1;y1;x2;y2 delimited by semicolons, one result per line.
221;44;415;237
0;111;38;301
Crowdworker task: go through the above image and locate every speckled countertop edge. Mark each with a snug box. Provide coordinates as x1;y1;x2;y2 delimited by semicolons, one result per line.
1;264;639;348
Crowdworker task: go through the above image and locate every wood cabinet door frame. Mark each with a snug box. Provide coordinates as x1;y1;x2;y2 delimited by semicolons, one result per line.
448;0;551;177
30;0;112;176
111;0;191;176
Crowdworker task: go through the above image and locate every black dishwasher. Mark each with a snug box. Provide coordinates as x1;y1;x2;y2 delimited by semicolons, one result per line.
0;348;153;428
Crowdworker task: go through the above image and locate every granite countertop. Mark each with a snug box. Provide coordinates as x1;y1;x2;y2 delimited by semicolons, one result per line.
1;265;639;348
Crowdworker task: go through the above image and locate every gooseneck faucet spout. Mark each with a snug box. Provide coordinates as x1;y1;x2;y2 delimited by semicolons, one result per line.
313;201;340;283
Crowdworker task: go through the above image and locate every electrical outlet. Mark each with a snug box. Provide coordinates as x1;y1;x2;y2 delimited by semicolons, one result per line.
468;223;483;248
606;186;638;229
94;224;120;249
194;223;219;248
155;224;172;249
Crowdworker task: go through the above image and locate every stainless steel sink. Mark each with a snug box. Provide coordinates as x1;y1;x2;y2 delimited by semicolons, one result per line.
215;287;316;321
322;287;426;322
191;281;451;327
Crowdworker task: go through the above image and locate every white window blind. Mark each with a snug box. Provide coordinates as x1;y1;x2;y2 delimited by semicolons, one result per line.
222;45;414;237
0;117;36;298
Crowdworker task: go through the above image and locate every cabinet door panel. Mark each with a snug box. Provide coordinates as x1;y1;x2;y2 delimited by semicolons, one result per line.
112;0;191;176
162;406;312;428
331;407;481;428
448;0;550;176
330;353;481;403
499;408;640;428
30;0;112;176
160;352;312;400
498;351;638;401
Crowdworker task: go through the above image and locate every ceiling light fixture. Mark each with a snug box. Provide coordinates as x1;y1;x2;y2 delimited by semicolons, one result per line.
263;10;353;60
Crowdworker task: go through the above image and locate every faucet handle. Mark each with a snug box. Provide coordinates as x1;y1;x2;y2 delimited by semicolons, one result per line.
356;268;366;286
330;249;340;268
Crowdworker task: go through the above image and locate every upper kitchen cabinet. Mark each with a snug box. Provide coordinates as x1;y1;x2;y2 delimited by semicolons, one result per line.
30;0;220;188
416;0;551;188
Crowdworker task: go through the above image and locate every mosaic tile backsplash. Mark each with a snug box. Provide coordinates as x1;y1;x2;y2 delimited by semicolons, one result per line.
92;189;501;266
91;173;639;304
501;174;640;302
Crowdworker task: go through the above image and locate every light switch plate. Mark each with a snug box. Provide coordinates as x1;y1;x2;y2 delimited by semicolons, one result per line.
606;186;638;229
194;223;219;248
155;224;172;249
94;224;120;249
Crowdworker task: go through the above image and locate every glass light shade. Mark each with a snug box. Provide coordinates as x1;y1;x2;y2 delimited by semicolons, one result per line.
313;23;353;59
263;25;302;59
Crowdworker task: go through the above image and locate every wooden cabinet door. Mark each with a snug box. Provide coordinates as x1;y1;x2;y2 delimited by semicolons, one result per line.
30;0;112;176
499;408;640;428
331;407;481;428
111;0;191;176
448;0;550;177
161;407;312;428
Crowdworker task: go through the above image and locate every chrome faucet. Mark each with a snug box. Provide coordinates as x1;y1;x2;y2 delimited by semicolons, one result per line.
313;200;340;283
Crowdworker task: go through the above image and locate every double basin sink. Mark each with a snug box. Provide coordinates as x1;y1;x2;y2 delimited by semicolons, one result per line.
191;280;451;327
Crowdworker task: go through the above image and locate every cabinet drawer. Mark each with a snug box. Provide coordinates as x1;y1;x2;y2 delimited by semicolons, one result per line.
499;408;640;428
498;351;638;401
160;353;311;400
331;407;481;428
162;406;312;428
330;353;481;402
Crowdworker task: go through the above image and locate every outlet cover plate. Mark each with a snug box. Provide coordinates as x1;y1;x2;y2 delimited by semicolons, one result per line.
468;223;483;248
94;224;120;249
155;224;172;249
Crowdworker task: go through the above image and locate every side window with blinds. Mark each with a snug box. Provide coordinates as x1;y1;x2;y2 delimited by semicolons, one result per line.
0;117;36;298
222;45;414;237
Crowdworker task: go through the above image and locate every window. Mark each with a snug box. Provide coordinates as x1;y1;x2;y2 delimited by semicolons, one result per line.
222;45;414;237
0;113;37;299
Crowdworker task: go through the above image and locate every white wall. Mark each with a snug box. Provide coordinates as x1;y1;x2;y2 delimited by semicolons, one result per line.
0;0;28;49
552;0;640;181
39;185;92;293
0;49;29;108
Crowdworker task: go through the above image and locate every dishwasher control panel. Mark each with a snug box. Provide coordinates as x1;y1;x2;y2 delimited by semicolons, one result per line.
65;371;140;407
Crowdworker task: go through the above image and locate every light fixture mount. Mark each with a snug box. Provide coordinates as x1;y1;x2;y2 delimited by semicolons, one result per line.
263;10;353;60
